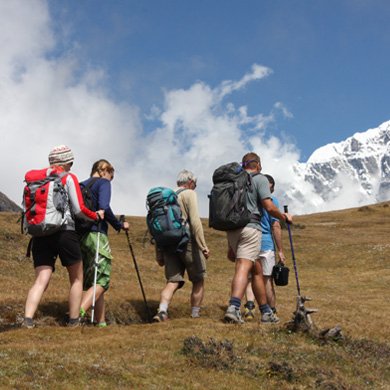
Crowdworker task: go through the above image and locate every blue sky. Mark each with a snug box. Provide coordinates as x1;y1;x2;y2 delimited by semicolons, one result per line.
48;0;390;160
1;0;389;215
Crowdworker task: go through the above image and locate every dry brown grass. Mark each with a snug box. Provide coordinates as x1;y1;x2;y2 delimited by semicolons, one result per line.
0;202;389;389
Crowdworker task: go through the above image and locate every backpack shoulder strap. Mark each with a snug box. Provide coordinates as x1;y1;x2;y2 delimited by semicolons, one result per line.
82;177;100;190
57;171;68;186
176;188;189;196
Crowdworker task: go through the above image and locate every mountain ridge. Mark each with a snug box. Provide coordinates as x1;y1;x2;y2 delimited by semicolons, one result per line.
280;120;390;214
0;191;21;213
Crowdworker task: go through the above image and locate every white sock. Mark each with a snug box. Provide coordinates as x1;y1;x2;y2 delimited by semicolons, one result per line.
159;303;168;313
191;306;201;318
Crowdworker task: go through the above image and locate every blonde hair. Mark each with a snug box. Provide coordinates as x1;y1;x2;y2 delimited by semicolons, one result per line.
90;159;115;177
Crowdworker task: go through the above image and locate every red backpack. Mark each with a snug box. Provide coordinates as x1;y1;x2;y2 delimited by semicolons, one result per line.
22;168;68;237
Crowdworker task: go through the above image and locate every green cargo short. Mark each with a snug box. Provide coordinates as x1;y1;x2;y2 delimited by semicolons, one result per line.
80;232;113;291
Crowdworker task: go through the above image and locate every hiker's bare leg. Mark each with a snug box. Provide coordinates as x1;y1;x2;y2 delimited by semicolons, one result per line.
190;279;204;307
264;275;276;308
230;259;254;300
160;281;180;306
94;294;105;323
252;260;268;306
81;285;105;312
25;265;52;318
245;280;255;302
67;261;83;319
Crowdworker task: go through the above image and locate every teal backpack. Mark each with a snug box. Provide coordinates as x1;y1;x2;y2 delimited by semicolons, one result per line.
146;187;189;253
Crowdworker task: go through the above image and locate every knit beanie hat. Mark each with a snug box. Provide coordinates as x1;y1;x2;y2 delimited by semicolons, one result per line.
48;145;74;166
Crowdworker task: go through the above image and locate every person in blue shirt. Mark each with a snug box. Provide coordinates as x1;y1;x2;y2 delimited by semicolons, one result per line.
244;174;286;320
79;159;129;327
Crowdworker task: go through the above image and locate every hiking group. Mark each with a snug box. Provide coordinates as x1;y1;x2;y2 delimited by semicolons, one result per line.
21;146;292;328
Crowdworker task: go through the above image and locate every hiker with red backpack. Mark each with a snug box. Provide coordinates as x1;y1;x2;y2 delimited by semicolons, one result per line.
78;159;129;327
209;152;292;324
149;170;210;322
22;145;104;328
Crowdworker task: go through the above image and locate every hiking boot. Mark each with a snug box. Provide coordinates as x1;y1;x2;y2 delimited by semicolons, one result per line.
261;311;280;324
67;317;81;328
153;311;169;322
21;317;35;329
96;322;108;328
224;305;244;324
243;307;255;321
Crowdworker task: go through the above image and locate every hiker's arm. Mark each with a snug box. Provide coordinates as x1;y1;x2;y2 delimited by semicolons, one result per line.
185;192;209;255
227;246;235;262
97;180;123;231
66;174;100;221
272;220;286;264
261;198;292;224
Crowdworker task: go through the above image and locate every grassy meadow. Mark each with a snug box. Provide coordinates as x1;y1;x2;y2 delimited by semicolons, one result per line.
0;202;389;389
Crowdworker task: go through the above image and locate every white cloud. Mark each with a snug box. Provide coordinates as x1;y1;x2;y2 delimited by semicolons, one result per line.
0;1;373;218
216;64;272;100
0;2;139;192
0;0;53;76
274;102;293;119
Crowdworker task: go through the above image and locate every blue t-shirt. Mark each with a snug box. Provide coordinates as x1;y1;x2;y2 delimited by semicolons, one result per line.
81;177;122;235
260;196;280;251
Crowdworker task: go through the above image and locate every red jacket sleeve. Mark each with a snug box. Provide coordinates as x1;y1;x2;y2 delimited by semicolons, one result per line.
64;173;97;221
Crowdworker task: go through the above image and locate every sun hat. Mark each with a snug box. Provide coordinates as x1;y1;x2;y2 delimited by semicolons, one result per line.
48;145;74;166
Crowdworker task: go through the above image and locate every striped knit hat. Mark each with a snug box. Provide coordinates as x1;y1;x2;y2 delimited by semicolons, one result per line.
48;145;74;166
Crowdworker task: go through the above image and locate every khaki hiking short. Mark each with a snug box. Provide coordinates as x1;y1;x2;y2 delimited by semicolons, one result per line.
162;239;206;287
227;226;261;262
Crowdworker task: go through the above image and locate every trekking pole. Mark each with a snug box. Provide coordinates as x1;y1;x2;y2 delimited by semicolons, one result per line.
283;205;301;297
120;215;153;323
91;222;101;324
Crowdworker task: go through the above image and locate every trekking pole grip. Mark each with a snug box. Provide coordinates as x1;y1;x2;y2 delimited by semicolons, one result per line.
283;205;291;225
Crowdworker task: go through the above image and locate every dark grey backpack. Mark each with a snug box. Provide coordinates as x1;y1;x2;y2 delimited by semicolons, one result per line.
208;162;255;231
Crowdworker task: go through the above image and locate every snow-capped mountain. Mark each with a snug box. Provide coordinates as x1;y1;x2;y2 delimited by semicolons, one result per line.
280;120;390;214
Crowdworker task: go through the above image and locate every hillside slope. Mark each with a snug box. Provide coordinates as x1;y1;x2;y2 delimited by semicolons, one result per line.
0;203;389;389
0;191;21;212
